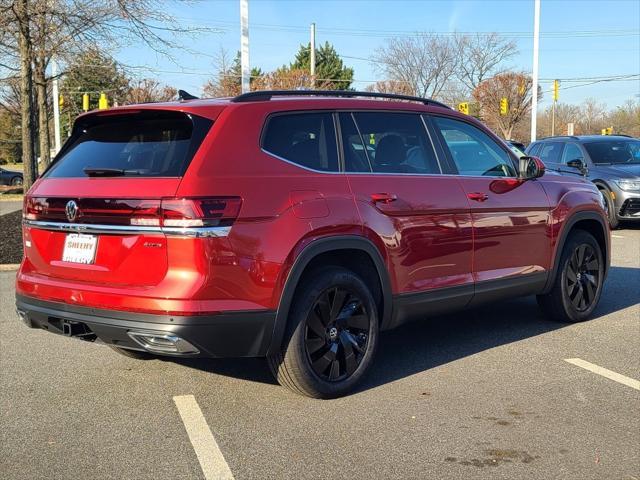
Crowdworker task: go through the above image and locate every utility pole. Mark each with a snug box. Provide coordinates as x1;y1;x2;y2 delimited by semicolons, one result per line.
51;58;61;154
310;23;316;88
551;79;559;136
240;0;250;94
530;0;541;142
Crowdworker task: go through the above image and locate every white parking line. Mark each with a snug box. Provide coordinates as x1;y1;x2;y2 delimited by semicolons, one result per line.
565;358;640;391
173;395;235;480
611;234;625;239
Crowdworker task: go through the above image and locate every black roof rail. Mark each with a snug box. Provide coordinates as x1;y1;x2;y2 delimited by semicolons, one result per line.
539;135;580;140
230;90;452;109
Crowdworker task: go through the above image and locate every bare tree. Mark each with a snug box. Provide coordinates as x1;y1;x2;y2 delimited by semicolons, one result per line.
14;0;37;188
373;34;458;100
580;97;607;134
454;32;517;92
473;72;540;140
537;103;581;137
126;78;176;104
2;0;212;187
364;80;414;96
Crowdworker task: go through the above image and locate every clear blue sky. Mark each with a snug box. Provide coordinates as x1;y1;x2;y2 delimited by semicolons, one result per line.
118;0;640;109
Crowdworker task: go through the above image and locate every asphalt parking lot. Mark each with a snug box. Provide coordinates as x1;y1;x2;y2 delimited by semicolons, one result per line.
1;227;638;480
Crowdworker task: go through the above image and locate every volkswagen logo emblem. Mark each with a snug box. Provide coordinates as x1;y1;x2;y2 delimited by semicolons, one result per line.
65;200;79;222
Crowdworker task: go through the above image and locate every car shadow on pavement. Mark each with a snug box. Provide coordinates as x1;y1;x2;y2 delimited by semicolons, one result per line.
167;265;640;391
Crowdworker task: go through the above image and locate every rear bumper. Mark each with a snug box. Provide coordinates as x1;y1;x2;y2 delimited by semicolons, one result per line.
16;294;275;358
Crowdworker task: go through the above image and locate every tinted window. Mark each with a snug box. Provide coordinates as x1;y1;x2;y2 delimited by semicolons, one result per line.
433;116;516;177
527;143;541;157
263;113;339;172
561;143;584;164
46;112;210;178
349;112;440;174
537;142;564;164
584;140;640;165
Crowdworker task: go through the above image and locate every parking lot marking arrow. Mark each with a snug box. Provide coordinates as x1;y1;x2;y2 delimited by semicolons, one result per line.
174;395;235;480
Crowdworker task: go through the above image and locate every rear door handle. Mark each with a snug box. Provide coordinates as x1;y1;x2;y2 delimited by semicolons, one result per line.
371;193;398;204
467;192;489;202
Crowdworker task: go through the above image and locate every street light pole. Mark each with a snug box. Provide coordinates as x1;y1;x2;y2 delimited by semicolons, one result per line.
310;23;316;88
530;0;541;142
240;0;250;94
51;58;61;154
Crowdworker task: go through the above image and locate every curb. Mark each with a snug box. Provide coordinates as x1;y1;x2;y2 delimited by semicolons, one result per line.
0;264;20;271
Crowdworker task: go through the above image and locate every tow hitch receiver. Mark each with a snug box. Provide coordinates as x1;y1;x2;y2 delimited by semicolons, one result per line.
59;319;97;342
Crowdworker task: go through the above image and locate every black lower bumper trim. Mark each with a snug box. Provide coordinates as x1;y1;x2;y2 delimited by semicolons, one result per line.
16;294;275;358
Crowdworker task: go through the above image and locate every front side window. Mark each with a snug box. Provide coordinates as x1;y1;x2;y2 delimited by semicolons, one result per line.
537;142;564;164
432;116;517;177
584;140;640;165
262;113;339;172
347;112;440;174
561;143;584;165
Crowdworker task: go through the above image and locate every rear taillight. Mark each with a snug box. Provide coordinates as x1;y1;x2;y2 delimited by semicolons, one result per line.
24;196;242;230
160;197;242;228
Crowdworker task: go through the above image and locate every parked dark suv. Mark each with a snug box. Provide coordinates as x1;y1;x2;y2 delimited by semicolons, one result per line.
526;135;640;228
16;91;610;398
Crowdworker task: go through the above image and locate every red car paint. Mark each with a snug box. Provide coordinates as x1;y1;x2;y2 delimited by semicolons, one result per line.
16;95;610;356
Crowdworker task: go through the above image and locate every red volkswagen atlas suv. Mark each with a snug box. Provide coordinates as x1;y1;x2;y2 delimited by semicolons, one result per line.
16;90;610;398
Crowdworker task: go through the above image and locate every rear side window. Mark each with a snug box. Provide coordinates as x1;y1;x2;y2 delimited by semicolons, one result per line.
46;111;212;178
349;112;440;174
536;142;564;164
432;116;517;177
262;113;339;172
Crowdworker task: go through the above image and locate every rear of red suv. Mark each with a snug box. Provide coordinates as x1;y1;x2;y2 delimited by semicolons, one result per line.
16;103;278;358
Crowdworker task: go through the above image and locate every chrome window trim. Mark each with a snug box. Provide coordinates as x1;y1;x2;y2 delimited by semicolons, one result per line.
23;220;231;237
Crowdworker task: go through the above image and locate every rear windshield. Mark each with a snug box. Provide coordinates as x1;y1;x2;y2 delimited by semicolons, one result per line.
584;140;640;165
45;111;212;178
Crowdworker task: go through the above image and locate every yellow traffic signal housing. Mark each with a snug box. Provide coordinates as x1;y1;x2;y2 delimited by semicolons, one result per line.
58;95;64;108
82;93;89;112
98;93;108;110
552;80;560;101
500;97;508;116
458;102;469;115
601;127;613;135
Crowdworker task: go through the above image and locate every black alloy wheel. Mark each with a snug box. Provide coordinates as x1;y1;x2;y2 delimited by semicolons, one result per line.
304;286;370;382
564;243;600;312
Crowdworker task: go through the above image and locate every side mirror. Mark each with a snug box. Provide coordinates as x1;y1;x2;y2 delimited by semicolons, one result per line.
567;158;588;176
518;156;545;180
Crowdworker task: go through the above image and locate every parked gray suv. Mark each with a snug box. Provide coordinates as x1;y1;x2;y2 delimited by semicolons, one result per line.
526;135;640;228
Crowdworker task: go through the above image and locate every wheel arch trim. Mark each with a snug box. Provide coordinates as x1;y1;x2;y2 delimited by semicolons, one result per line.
543;210;610;294
267;235;393;356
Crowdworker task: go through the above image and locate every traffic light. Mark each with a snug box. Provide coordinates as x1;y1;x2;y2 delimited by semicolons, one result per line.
458;102;469;115
58;94;64;108
601;127;613;135
552;80;560;102
82;93;89;112
500;97;508;116
98;93;108;110
518;80;526;96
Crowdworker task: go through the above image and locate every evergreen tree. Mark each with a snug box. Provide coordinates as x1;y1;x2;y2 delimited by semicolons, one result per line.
290;42;354;90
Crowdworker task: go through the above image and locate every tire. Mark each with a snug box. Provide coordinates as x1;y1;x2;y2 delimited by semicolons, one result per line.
537;230;604;323
11;176;23;187
268;267;379;399
599;187;619;229
108;345;153;359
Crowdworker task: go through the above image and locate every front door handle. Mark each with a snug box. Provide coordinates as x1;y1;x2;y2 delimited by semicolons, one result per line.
467;192;489;202
371;193;398;204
